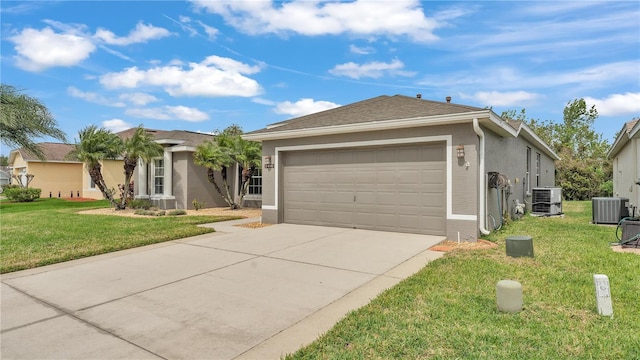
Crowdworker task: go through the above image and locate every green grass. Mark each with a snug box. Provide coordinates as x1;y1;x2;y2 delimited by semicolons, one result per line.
287;201;640;359
0;198;241;273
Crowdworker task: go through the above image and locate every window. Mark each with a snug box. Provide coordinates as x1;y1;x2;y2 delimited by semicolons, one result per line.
248;168;262;195
536;153;541;187
90;177;96;189
238;167;262;195
526;147;531;192
154;159;164;195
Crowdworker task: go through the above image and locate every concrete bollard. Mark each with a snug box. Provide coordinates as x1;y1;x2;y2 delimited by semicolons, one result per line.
497;280;523;313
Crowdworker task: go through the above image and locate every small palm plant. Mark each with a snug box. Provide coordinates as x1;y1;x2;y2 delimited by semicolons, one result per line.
69;125;122;209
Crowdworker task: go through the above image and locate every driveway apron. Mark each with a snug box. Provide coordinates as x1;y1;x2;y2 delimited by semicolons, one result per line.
1;219;444;359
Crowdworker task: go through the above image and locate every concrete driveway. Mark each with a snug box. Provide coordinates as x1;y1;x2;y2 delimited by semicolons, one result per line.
1;218;444;359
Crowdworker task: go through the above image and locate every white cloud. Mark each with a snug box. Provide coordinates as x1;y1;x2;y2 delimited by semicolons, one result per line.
67;86;126;107
125;105;209;122
197;20;219;39
274;98;340;117
419;61;639;92
329;58;414;79
94;22;171;45
349;44;375;55
102;119;134;132
584;93;640;116
190;0;441;42
460;91;540;107
252;97;276;106
119;92;159;106
10;27;96;71
100;55;263;97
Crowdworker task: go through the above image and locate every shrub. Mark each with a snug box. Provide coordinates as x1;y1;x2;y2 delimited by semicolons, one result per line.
168;209;187;216
129;199;152;210
4;187;42;202
1;184;20;193
192;198;205;211
134;209;166;216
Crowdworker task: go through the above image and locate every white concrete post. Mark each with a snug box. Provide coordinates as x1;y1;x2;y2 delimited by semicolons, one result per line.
593;274;613;317
163;149;172;197
137;159;147;196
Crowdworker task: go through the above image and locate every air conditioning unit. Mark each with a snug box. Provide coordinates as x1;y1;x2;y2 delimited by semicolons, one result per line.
592;197;629;224
621;220;640;246
532;187;562;215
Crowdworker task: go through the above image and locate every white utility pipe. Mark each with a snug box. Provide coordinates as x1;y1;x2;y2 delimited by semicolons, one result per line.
473;118;491;235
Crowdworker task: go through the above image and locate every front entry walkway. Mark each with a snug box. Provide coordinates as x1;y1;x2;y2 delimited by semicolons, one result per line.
1;219;444;359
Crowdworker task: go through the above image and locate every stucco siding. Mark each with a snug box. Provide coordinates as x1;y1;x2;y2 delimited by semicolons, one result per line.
261;123;480;240
27;162;83;198
484;130;556;224
80;160;124;200
612;138;639;211
173;152;232;209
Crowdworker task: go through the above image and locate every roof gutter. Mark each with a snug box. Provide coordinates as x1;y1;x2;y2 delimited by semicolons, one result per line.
243;110;493;142
473;118;490;236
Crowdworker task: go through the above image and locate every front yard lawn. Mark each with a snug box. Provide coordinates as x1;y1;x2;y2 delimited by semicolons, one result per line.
0;198;241;273
288;201;640;359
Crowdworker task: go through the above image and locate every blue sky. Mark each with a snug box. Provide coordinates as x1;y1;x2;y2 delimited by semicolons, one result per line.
1;0;639;155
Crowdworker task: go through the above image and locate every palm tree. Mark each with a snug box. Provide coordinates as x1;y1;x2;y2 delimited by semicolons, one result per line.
0;84;67;159
69;125;123;209
193;139;235;208
193;126;261;209
226;136;261;204
120;126;164;208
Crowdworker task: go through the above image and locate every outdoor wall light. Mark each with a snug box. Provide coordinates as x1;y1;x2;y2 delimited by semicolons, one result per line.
456;144;465;159
264;155;274;169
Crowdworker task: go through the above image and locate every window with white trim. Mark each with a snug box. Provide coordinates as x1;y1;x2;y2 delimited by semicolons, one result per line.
248;168;262;195
238;167;262;195
526;147;531;192
154;158;164;195
90;177;96;189
536;152;541;187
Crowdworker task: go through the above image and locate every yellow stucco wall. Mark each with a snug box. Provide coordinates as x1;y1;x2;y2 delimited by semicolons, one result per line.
82;159;124;199
28;162;83;198
9;152;83;197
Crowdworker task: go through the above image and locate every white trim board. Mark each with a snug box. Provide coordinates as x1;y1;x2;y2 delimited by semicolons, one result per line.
262;135;477;222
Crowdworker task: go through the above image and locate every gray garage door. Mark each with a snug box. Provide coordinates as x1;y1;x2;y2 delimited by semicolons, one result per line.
283;143;446;235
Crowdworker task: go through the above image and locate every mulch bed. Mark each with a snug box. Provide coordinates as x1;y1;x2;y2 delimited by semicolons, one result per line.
63;197;100;202
430;239;498;252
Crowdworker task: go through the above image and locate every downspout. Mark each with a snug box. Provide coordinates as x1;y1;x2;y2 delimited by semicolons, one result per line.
473;118;491;235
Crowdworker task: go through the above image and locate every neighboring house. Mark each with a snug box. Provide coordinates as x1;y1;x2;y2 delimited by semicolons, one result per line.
8;143;84;198
244;94;558;241
0;167;11;186
6;130;263;208
607;119;640;216
121;129;261;210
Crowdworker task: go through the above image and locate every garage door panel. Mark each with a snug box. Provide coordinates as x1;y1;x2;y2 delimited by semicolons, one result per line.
283;144;446;235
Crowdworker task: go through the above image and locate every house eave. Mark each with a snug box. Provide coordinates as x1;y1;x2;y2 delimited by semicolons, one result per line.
513;122;561;160
244;110;502;142
155;139;186;145
608;120;640;159
168;145;197;153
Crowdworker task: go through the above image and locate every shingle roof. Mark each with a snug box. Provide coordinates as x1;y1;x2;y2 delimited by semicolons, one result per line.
247;95;484;135
17;143;77;162
624;119;639;134
156;130;215;147
116;128;214;148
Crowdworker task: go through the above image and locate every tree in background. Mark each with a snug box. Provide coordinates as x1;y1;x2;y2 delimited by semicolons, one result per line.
69;125;123;209
193;125;261;209
0;84;67;159
502;99;612;200
120;126;164;208
0;155;8;166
